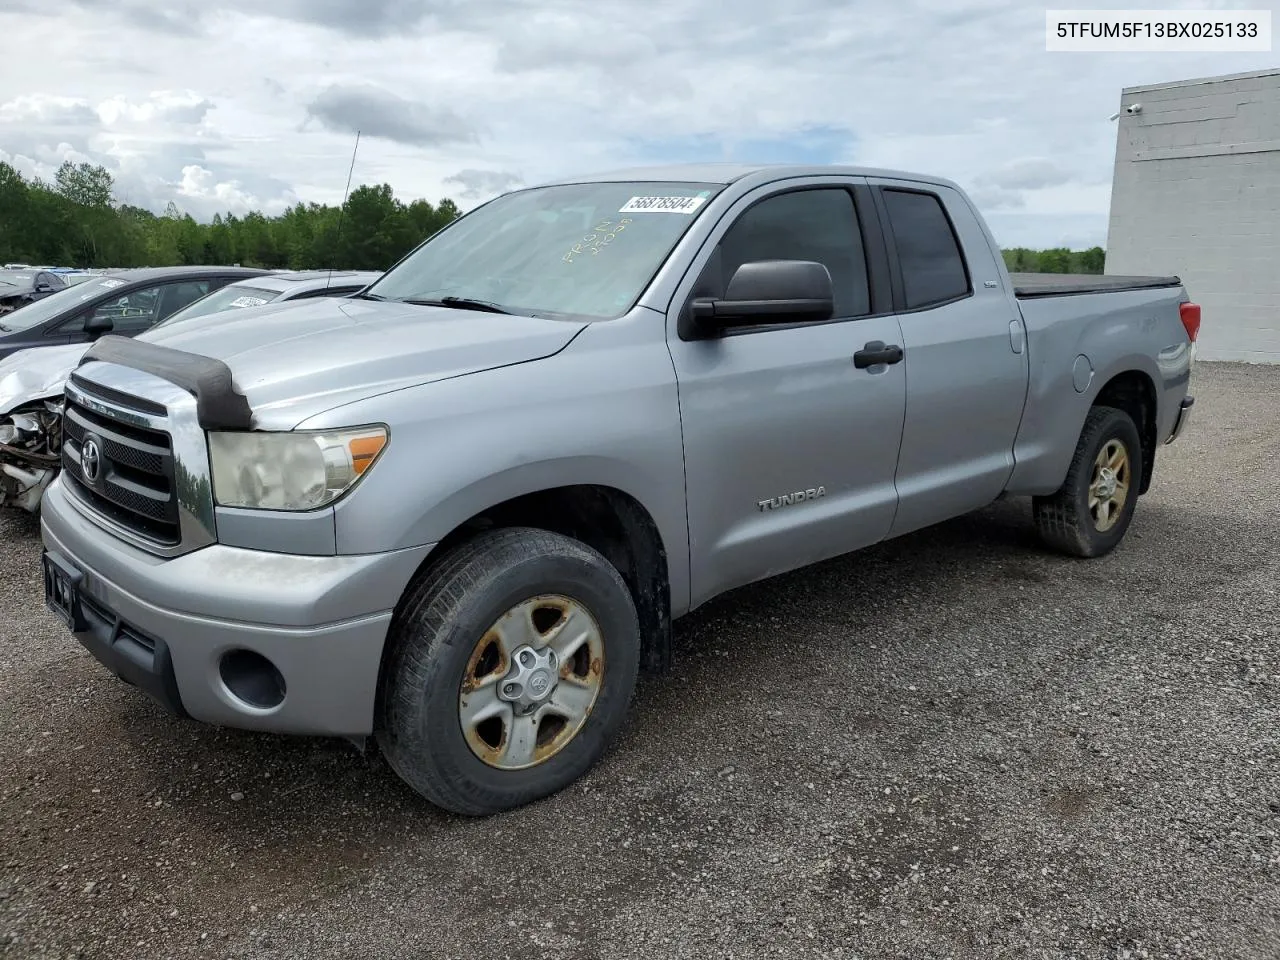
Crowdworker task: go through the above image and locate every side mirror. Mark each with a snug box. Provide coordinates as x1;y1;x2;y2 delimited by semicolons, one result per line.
34;282;52;294
83;314;114;337
691;260;834;328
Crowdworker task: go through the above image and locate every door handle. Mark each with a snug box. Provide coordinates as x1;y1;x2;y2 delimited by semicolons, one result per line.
853;341;904;369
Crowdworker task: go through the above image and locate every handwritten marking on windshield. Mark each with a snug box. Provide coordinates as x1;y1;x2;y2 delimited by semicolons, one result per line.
562;219;632;264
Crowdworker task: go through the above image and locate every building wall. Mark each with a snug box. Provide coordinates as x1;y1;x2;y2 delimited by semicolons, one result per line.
1105;69;1280;363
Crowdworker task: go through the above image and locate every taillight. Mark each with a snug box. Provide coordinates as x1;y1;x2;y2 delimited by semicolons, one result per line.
1180;302;1201;343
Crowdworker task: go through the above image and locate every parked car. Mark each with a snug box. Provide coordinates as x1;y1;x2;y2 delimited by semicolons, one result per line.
0;268;70;314
37;164;1199;817
0;270;379;512
159;270;382;326
0;265;271;363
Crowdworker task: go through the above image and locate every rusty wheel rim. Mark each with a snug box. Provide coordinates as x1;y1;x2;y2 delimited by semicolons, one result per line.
458;594;605;771
1088;438;1131;532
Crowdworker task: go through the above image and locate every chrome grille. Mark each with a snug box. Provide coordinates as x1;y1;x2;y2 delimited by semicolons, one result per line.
61;362;218;558
61;386;181;545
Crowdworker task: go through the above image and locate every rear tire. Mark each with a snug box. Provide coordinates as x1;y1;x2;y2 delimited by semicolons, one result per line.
375;527;640;816
1033;405;1143;558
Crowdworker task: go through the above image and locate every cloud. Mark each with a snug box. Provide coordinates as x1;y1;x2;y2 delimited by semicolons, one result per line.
0;87;293;219
97;91;213;127
980;158;1076;192
3;0;1278;244
968;186;1027;212
304;84;478;148
443;169;524;200
169;164;295;217
0;95;99;127
258;0;438;38
41;0;444;40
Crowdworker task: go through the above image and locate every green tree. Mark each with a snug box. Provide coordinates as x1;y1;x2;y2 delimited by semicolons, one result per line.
54;161;115;208
1079;246;1105;274
1039;248;1072;274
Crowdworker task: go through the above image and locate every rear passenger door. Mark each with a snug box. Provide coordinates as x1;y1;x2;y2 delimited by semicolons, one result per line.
667;179;908;608
868;179;1030;537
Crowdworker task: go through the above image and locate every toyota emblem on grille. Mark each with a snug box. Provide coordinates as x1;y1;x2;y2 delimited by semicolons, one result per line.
81;437;102;483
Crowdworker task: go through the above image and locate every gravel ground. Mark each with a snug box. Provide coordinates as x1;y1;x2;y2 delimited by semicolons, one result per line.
2;361;1279;960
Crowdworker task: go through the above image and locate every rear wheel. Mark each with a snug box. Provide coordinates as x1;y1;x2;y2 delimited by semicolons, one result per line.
1033;405;1142;558
376;527;640;816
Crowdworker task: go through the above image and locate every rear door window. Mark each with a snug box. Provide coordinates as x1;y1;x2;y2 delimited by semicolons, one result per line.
881;189;971;310
159;280;215;319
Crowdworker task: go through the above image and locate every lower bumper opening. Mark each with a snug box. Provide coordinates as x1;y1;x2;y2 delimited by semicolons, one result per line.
219;649;287;710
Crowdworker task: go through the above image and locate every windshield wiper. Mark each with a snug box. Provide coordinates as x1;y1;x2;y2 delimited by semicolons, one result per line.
352;291;391;301
404;296;512;315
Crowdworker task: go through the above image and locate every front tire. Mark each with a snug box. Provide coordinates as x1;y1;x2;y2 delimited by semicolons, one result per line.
1033;405;1143;558
376;527;640;816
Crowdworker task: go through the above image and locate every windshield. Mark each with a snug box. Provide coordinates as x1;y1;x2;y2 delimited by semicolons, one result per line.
154;284;282;328
364;180;724;320
0;276;132;332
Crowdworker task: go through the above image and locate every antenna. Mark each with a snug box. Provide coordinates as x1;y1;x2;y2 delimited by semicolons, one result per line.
327;130;361;290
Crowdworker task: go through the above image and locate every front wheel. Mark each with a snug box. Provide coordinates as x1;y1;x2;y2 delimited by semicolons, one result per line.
375;527;640;816
1033;405;1143;558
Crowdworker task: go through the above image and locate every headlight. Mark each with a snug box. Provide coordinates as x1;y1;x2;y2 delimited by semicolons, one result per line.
208;426;388;511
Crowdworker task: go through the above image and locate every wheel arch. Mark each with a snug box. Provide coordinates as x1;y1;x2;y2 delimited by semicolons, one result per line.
373;482;675;734
1090;368;1158;495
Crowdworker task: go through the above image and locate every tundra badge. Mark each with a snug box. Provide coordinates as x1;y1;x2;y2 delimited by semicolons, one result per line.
758;487;826;512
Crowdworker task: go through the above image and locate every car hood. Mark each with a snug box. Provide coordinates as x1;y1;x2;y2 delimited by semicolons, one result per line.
119;297;587;428
0;342;90;414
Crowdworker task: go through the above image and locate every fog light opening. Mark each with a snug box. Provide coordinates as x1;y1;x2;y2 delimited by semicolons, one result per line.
219;649;286;710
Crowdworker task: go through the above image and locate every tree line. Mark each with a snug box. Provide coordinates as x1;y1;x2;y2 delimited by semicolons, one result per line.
0;161;461;271
1002;246;1106;275
0;160;1108;275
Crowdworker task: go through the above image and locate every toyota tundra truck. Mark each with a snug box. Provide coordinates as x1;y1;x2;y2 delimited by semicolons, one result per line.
37;164;1199;816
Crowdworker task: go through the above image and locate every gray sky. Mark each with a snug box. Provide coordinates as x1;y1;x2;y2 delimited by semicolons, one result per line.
1;0;1275;248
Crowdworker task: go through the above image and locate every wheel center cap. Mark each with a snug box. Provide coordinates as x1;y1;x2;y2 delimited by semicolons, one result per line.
498;645;559;709
527;670;552;699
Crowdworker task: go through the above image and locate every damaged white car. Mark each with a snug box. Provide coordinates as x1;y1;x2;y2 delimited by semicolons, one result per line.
0;344;75;510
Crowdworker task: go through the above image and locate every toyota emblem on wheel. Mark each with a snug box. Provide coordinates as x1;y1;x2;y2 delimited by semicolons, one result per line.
81;438;102;484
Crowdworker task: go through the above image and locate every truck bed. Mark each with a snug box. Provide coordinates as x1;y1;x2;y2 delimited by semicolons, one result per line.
1010;273;1182;299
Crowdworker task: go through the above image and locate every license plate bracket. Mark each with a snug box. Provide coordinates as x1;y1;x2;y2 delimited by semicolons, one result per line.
43;550;87;632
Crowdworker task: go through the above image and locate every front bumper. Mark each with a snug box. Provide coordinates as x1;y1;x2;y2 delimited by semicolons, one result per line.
40;479;435;737
1166;395;1195;445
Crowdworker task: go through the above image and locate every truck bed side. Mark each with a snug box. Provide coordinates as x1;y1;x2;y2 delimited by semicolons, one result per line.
1003;283;1194;498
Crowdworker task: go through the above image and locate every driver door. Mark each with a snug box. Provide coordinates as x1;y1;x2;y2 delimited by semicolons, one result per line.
666;180;908;609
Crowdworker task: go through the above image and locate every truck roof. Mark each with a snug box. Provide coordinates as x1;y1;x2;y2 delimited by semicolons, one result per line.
535;163;963;192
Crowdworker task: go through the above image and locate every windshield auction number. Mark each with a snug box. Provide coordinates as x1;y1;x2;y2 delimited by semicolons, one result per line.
562;219;633;263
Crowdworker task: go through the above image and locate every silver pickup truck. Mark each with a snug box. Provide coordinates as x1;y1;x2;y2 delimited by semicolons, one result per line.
37;164;1199;816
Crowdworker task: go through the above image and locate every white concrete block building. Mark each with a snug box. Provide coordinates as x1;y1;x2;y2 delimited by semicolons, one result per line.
1105;68;1280;363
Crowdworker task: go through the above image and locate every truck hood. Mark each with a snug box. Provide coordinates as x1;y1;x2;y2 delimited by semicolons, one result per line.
127;298;587;428
0;343;89;414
